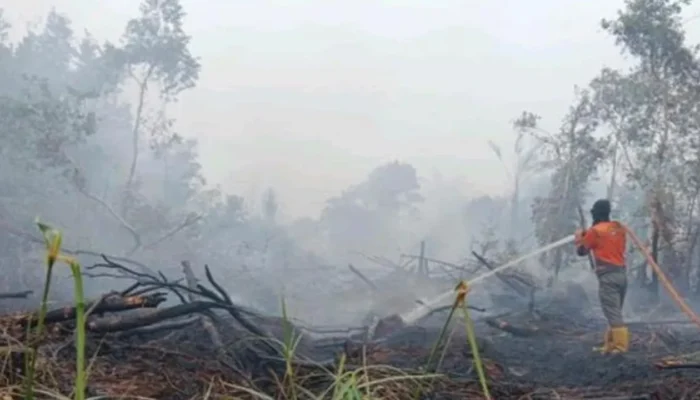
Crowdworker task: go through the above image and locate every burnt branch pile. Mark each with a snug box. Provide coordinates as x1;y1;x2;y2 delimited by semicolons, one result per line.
0;256;699;399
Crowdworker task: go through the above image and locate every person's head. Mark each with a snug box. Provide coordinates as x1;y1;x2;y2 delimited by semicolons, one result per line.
590;199;611;224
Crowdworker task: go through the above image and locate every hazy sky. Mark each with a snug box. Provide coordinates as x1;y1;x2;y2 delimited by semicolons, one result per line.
5;0;700;218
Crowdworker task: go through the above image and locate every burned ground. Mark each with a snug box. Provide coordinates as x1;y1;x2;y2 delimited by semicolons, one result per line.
9;313;696;399
343;314;700;399
1;258;699;399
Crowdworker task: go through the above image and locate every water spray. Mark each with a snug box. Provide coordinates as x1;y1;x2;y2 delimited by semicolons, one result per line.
399;235;576;325
395;224;700;333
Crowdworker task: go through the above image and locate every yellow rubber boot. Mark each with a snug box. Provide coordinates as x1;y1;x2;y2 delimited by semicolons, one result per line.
593;328;612;353
609;326;629;353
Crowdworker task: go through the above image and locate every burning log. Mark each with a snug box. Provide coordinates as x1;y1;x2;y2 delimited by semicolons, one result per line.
87;255;271;340
22;292;167;326
79;256;290;364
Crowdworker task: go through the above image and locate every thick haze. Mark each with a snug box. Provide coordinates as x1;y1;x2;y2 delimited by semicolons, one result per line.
5;0;700;327
3;0;646;219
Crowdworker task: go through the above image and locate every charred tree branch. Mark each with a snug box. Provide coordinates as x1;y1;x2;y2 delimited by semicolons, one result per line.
22;292;167;326
182;260;223;349
87;257;271;342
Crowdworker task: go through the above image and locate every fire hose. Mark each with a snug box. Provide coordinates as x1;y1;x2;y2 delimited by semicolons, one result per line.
622;224;700;329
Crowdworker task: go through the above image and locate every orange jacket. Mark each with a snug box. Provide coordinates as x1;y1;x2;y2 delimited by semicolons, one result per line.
575;221;626;268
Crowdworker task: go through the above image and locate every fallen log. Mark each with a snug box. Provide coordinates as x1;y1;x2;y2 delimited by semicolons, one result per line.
86;298;275;354
87;300;223;333
22;292;167;326
89;256;268;340
113;316;200;338
484;318;541;337
656;362;700;370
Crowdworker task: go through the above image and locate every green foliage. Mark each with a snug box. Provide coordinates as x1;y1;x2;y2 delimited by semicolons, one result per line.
24;221;87;400
0;3;232;300
601;0;695;77
118;0;202;202
121;0;200;99
524;0;700;286
520;88;606;256
513;111;540;133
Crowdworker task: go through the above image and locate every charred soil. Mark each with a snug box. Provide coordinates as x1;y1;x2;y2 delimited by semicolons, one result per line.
2;305;700;399
1;257;699;399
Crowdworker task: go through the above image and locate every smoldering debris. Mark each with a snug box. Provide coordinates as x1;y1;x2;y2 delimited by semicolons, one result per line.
0;256;697;400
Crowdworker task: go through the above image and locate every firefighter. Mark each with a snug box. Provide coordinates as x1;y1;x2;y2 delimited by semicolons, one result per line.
575;199;629;354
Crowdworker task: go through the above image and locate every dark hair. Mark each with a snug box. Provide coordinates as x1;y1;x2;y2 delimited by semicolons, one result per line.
591;199;611;221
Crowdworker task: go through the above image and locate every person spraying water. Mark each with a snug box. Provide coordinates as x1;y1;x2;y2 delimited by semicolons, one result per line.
575;199;629;354
388;198;700;351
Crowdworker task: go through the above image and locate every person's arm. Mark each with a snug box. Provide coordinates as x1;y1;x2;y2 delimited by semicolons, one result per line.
575;229;598;256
